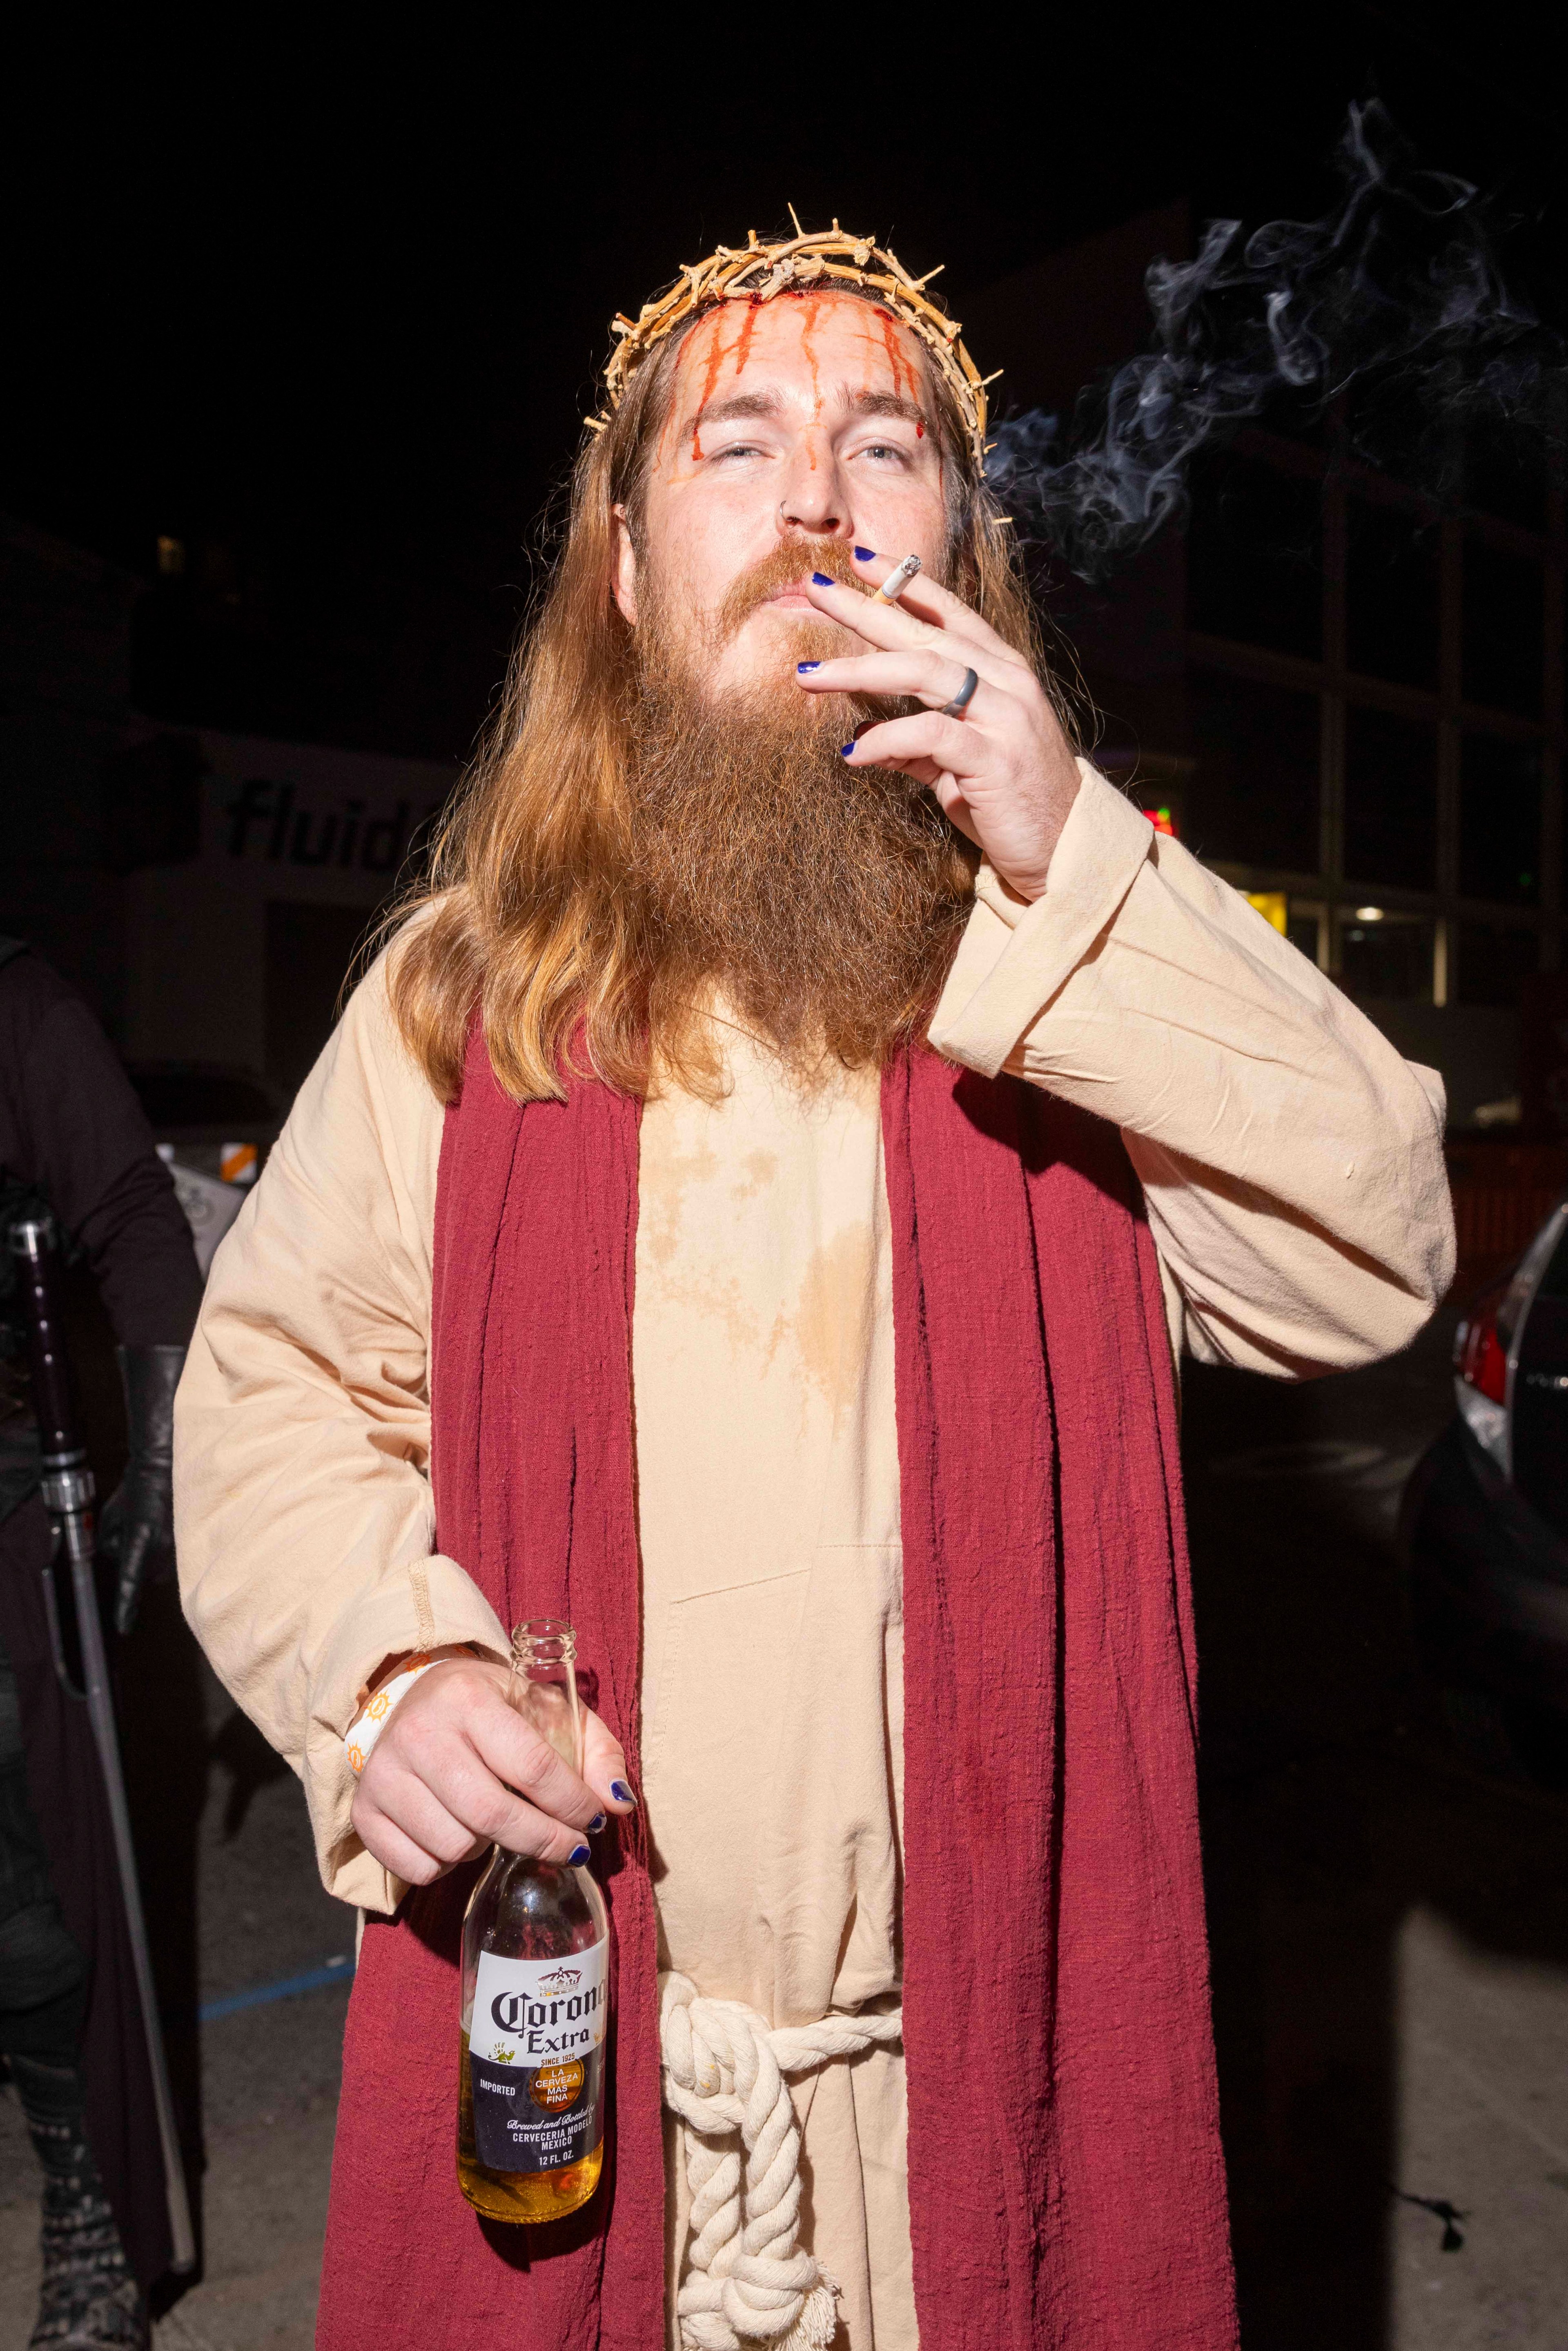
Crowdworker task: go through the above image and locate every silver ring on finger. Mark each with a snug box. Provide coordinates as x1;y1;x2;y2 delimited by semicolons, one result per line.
940;666;980;720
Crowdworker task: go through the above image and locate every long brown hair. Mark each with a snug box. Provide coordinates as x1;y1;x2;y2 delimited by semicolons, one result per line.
386;291;1080;1105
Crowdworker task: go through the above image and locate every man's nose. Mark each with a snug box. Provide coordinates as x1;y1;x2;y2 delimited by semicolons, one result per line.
777;442;849;539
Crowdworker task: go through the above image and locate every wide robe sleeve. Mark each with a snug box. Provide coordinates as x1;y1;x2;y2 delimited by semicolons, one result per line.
173;950;505;1912
929;760;1455;1377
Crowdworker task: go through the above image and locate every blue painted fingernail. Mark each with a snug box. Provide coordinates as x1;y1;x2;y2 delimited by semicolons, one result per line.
610;1779;637;1807
797;660;820;673
587;1811;607;1834
566;1843;591;1866
854;545;876;561
840;742;857;759
811;570;836;586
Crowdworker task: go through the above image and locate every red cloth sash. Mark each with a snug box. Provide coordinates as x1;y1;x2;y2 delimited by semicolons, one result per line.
318;1032;1237;2349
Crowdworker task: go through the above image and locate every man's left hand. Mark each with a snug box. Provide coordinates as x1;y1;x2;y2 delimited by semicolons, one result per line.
797;550;1081;903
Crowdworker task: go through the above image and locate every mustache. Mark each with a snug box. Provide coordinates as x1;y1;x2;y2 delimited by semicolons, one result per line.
715;539;872;641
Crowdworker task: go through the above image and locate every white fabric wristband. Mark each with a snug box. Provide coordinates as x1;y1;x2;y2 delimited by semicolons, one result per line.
345;1654;443;1778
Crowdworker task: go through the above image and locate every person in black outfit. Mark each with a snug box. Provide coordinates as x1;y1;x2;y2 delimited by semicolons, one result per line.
0;939;202;2351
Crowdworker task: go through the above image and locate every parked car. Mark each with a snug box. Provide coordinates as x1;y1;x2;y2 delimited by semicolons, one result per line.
1401;1192;1568;1765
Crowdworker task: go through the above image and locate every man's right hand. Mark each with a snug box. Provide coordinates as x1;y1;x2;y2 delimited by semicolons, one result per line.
349;1656;635;1887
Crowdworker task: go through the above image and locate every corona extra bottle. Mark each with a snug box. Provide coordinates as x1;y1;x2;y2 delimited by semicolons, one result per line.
458;1618;609;2222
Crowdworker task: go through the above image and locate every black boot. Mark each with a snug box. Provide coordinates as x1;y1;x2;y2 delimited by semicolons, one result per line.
11;2055;146;2350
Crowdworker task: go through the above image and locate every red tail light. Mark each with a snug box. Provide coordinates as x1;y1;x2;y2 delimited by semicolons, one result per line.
1455;1282;1508;1405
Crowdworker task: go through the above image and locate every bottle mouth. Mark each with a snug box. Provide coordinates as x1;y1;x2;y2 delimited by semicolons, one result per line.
511;1616;576;1666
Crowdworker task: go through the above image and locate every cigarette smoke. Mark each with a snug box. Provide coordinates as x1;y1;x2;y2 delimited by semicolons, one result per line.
984;103;1564;581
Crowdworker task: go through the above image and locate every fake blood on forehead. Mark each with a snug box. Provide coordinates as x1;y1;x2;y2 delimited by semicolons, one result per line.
873;306;921;407
688;319;730;462
796;294;822;466
732;301;760;378
686;300;762;460
875;310;926;434
682;287;927;466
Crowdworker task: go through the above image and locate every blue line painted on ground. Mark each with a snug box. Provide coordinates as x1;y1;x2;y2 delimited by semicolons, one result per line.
199;1954;356;2024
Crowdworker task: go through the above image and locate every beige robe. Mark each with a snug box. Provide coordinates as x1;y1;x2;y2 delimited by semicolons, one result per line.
174;762;1455;2347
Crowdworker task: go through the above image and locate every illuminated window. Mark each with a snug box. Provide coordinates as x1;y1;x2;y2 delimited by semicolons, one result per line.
1337;911;1434;1003
1170;405;1561;1038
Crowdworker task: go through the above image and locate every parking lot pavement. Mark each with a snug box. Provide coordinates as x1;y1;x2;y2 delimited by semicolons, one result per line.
1393;1904;1568;2344
0;1613;348;2351
3;1300;1567;2348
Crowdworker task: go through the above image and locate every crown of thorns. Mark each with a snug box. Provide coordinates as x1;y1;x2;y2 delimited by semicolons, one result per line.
591;215;998;469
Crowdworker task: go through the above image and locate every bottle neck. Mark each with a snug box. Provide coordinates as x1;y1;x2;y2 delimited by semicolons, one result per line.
507;1617;582;1774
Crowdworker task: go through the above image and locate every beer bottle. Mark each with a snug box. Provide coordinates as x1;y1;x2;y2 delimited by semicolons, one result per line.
458;1618;609;2222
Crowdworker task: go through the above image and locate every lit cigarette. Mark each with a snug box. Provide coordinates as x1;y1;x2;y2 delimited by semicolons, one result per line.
872;553;922;604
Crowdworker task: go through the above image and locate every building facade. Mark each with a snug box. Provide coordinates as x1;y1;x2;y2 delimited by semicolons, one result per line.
965;206;1567;1132
1;513;454;1100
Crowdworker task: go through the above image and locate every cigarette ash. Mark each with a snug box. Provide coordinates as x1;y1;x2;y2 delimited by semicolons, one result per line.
985;102;1565;582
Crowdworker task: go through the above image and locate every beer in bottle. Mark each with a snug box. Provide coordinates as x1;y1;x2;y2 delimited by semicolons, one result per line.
458;1618;609;2222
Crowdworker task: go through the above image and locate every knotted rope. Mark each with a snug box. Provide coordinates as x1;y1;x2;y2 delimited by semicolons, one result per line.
659;1973;904;2351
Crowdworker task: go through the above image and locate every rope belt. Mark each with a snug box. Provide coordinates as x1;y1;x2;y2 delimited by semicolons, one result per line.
658;1972;904;2351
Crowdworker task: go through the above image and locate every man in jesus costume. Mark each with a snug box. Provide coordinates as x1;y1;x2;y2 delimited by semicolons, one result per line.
174;225;1453;2351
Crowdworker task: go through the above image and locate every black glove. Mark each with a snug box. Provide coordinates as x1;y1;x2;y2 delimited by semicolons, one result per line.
100;1344;185;1636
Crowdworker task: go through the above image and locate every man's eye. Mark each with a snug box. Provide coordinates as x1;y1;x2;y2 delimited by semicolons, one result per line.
711;442;765;461
860;442;908;464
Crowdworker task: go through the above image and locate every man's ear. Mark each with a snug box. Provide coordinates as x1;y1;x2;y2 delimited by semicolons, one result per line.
611;505;639;626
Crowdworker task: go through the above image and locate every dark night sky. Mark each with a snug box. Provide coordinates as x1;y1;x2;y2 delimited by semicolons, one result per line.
7;5;1564;761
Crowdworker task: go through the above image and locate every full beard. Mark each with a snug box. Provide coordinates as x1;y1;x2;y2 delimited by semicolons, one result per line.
625;573;977;1085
